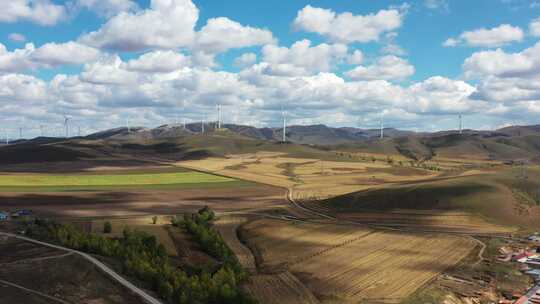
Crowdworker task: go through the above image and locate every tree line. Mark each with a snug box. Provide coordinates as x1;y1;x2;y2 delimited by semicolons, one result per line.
171;206;247;281
26;212;255;304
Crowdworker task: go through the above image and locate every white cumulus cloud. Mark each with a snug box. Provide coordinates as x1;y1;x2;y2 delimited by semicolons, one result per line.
346;55;415;81
79;0;199;51
8;33;26;42
257;39;348;76
0;0;66;26
444;24;524;48
74;0;138;17
195;17;275;53
124;51;191;73
530;18;540;37
31;42;102;66
234;53;257;67
293;5;404;44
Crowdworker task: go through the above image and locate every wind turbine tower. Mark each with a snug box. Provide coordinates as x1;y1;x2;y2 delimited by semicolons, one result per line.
126;117;131;133
63;115;70;138
459;114;463;135
201;114;205;134
379;114;384;139
39;125;44;137
217;104;222;129
282;111;287;142
19;127;23;139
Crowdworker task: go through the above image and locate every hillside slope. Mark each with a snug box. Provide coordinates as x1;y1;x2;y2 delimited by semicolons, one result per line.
317;167;540;229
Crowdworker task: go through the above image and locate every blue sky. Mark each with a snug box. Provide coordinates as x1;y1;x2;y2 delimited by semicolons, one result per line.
1;0;540;138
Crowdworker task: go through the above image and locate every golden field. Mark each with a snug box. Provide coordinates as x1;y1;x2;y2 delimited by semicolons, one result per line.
241;219;476;303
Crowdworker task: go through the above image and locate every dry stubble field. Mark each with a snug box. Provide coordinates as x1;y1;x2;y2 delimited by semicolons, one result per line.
241;219;477;303
178;151;443;200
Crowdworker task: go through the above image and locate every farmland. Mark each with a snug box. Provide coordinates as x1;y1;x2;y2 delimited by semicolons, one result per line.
244;272;320;304
0;170;239;191
178;151;449;201
1;131;537;304
0;166;284;218
241;219;477;303
0;236;143;304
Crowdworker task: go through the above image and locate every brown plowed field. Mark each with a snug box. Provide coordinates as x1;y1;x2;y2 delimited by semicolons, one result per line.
0;183;285;218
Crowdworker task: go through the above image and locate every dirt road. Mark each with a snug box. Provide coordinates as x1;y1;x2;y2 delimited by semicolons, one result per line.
0;232;163;304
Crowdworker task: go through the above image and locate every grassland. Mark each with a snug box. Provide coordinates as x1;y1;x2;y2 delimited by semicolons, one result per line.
241;219;476;303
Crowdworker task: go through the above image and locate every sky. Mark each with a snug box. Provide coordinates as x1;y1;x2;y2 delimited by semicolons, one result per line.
1;0;540;138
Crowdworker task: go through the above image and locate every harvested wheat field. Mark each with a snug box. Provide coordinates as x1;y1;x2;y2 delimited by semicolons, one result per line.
242;219;476;303
244;271;320;304
241;219;373;270
178;151;444;200
215;215;257;271
331;210;513;234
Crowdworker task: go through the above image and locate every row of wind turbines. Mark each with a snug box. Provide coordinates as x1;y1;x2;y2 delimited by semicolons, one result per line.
2;105;466;144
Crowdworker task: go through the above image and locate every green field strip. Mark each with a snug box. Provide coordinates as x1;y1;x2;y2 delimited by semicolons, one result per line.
0;172;236;187
0;180;253;192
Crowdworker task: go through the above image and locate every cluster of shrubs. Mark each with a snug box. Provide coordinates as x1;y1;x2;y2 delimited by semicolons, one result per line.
171;207;247;281
26;212;254;304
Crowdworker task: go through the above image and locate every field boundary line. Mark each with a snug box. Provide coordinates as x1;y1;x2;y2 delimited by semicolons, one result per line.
0;232;163;304
0;278;72;304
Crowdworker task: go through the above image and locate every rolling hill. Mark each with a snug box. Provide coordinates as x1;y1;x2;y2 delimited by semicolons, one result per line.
316;167;540;229
1;124;539;171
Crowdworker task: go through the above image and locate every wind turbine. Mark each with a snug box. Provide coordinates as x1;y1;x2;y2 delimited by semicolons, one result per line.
201;113;206;134
459;114;463;135
126;117;131;133
63;115;70;138
282;110;287;143
217;104;222;129
379;113;384;139
39;125;44;137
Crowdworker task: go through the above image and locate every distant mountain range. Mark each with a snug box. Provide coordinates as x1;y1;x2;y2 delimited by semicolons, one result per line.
1;123;540;168
77;123;540;162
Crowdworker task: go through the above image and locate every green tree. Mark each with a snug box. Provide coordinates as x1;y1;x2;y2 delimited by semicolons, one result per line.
103;221;112;233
